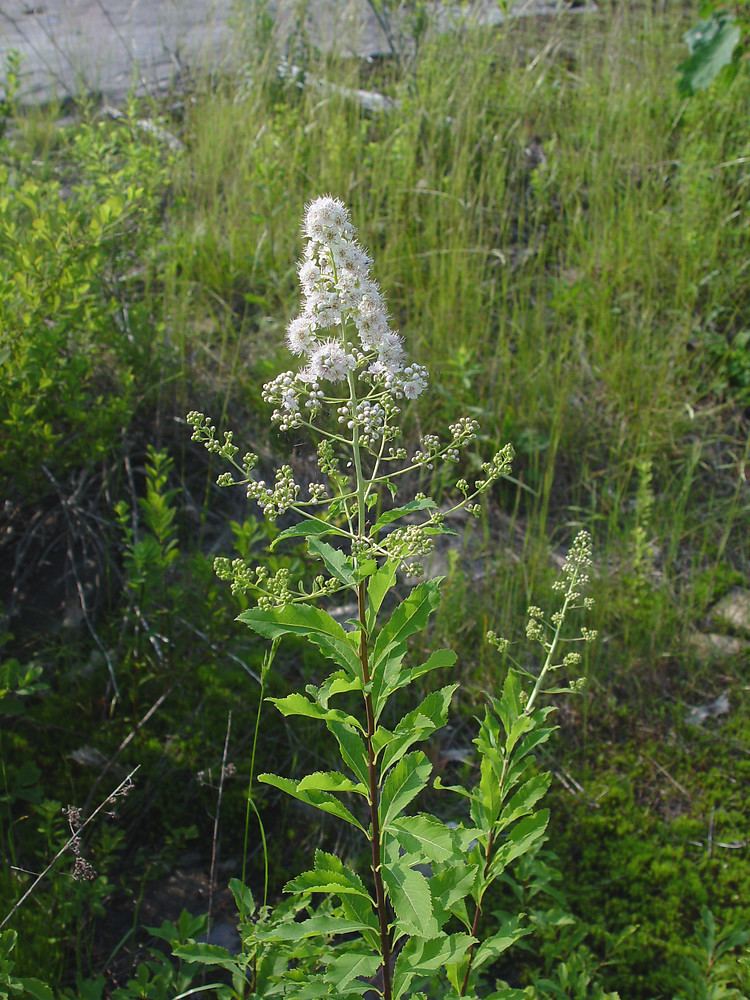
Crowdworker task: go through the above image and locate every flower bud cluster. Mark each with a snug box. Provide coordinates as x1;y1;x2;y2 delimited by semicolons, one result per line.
486;630;509;653
337;400;386;449
214;557;294;608
475;444;515;493
412;434;441;469
188;411;258;472
246;465;300;520
382;523;436;562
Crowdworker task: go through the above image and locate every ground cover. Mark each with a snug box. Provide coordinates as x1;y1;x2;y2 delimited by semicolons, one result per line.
0;4;748;996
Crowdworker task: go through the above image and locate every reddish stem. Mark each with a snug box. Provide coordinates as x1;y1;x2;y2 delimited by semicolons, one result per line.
358;580;393;1000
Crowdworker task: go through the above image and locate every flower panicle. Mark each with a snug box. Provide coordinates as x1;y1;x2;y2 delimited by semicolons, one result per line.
270;196;429;431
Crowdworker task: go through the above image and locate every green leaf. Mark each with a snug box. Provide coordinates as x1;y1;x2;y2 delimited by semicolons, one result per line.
255;914;371;942
324;950;380;990
284;977;332;999
366;559;398;631
259;774;367;832
308;670;363;708
286;851;372;900
389;648;457;696
298;770;368;796
308;537;357;585
172;942;240;971
379;751;432;830
494;669;523;735
678;15;741;95
393;933;476;999
391;813;459;864
372;497;438;533
382;859;439;939
371;580;443;675
285;869;371;900
354;557;378;582
268;692;364;733
430;863;478;929
271;519;344;549
238;604;360;678
504;713;534;755
228;878;255;919
497;773;551;831
473;754;503;828
489;809;550;879
471;914;530;972
380;684;458;771
327;721;370;788
18;981;54;1000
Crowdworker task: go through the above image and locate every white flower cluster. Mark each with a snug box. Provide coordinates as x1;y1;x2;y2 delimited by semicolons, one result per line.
263;196;429;431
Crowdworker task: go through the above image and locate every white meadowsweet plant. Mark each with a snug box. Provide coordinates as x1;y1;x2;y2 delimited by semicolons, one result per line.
185;197;596;1000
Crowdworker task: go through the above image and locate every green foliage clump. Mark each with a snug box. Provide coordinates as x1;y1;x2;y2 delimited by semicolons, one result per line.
0;107;172;498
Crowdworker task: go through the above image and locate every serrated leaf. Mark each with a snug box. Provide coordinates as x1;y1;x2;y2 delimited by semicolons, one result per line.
268;692;365;732
172;942;240;970
298;770;368;796
391;813;459;864
471;914;530;972
393;933;476;999
489;809;550;879
382;859;439;939
327;721;370;788
380;684;458;771
473;753;503;828
271;519;344;549
514;716;555;762
373;497;438;533
259;773;366;832
494;669;522;735
229;878;255;919
324;950;380;990
366;559;397;632
430;863;478;929
285;865;372;900
379;751;432;830
389;648;458;697
308;537;357;586
255;914;371;942
285;977;332;998
238;604;360;678
497;773;551;831
371;580;443;676
309;670;362;708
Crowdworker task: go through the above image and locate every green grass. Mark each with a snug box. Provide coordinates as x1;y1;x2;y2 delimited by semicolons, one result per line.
1;3;749;995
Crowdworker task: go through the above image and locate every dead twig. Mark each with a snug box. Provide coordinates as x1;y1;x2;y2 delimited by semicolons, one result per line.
0;767;139;931
639;752;692;800
82;688;171;814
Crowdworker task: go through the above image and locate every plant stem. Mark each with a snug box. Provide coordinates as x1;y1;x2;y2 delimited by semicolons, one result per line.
460;828;495;994
242;638;278;900
347;370;392;999
358;579;393;1000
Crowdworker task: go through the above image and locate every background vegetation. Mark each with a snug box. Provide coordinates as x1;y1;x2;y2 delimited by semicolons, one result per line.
0;2;748;996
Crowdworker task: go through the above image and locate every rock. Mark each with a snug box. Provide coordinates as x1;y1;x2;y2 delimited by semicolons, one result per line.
687;631;750;662
2;0;601;107
710;587;750;638
686;692;730;726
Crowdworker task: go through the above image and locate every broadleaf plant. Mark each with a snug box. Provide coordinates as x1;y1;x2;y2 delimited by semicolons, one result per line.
187;197;598;998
